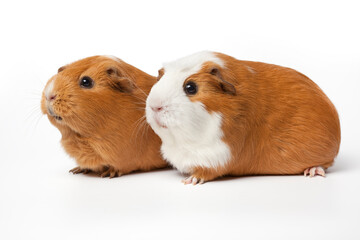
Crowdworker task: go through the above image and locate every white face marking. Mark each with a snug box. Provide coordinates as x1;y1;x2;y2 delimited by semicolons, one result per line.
146;51;231;173
44;77;55;101
147;51;224;128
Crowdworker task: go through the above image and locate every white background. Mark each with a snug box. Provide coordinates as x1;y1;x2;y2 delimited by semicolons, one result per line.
1;0;359;239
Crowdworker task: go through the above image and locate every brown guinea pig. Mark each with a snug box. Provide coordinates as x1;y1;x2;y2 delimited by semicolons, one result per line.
146;51;341;184
41;56;167;178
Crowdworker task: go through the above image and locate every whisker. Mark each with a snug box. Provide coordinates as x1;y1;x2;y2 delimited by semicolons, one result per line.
132;115;146;127
132;115;150;151
139;119;148;144
25;105;42;121
33;112;44;132
131;94;147;104
24;104;44;137
135;86;148;98
131;115;146;140
132;116;148;159
131;100;146;107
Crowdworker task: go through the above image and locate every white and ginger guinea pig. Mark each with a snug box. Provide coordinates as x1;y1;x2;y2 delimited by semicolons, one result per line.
41;56;167;178
146;51;341;184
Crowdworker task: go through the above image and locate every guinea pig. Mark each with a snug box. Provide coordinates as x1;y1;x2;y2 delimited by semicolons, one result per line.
146;51;341;184
41;56;167;178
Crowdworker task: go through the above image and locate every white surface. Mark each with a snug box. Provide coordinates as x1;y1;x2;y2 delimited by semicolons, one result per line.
0;0;359;239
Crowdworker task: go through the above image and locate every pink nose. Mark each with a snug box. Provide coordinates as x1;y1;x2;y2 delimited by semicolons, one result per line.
151;106;163;112
47;94;57;101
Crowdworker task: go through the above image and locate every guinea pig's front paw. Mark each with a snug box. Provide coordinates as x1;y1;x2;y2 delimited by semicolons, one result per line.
69;166;92;175
304;166;326;177
181;176;205;185
100;166;122;179
182;167;221;185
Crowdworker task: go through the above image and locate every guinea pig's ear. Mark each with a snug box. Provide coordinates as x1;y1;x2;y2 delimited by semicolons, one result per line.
106;67;120;76
157;68;164;81
106;67;135;93
210;67;236;96
113;78;136;93
58;66;66;73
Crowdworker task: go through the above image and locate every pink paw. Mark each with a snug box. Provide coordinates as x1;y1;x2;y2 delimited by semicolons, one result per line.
304;166;326;177
181;176;205;185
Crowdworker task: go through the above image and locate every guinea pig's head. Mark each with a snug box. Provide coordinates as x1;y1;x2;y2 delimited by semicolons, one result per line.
41;56;138;136
146;51;237;142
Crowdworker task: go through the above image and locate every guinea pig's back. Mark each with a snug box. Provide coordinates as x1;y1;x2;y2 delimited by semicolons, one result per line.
239;61;340;174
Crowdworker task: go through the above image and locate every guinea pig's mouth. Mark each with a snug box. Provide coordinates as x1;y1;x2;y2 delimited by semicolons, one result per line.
48;108;62;121
54;115;63;121
154;115;167;129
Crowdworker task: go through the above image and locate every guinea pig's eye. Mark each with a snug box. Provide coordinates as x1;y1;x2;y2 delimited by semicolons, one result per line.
184;81;198;95
79;76;94;89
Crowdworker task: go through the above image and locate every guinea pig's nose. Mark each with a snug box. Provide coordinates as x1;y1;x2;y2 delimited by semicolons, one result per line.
151;106;163;112
50;94;57;101
47;94;57;101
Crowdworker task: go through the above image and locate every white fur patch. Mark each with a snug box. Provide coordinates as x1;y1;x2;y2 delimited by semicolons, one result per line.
103;55;121;62
146;51;231;173
44;78;55;101
163;51;224;73
159;110;231;173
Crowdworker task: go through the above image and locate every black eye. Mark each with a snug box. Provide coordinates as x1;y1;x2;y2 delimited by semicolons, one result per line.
184;81;198;95
80;76;94;89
